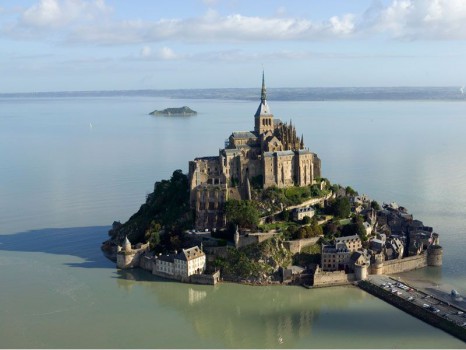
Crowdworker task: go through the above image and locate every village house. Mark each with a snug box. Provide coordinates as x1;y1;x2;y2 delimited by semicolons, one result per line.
293;206;315;221
154;246;206;279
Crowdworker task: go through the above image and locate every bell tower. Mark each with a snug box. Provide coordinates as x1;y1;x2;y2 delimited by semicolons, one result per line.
254;71;274;135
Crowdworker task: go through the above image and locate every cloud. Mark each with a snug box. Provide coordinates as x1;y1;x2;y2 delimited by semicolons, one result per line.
4;0;466;45
20;0;111;28
371;0;466;40
137;46;180;61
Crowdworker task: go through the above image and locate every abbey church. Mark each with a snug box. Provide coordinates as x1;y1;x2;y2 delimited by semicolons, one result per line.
189;73;321;230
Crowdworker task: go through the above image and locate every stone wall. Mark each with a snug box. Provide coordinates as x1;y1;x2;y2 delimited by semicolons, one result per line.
382;254;427;275
235;232;276;248
139;255;155;272
313;270;355;287
284;237;321;254
191;271;220;285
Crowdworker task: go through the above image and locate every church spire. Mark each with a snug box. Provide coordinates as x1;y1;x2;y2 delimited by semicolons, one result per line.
261;70;267;103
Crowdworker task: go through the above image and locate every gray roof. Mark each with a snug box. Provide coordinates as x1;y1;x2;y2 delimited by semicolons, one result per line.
231;131;257;139
276;150;295;157
295;206;315;213
370;239;384;245
194;156;218;161
263;150;296;157
336;235;360;243
254;100;272;117
322;244;349;253
297;149;312;155
176;246;205;261
158;254;175;263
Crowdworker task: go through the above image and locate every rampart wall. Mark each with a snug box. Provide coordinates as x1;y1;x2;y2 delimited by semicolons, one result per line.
313;270;355;287
382;254;427;275
284;237;321;254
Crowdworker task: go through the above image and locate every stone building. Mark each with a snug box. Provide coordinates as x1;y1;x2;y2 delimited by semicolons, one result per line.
321;235;362;271
293;206;315;221
154;246;206;279
189;73;321;230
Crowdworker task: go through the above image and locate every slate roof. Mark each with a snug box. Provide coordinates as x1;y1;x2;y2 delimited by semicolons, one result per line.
176;246;205;261
336;235;360;243
231;131;257;139
254;100;272;117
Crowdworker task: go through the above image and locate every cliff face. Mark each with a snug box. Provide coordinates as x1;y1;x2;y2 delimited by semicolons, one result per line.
149;106;197;116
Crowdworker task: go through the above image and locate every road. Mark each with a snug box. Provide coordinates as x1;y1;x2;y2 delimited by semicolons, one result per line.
368;275;466;328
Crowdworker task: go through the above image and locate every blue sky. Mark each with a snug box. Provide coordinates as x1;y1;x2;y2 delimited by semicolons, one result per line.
1;0;466;92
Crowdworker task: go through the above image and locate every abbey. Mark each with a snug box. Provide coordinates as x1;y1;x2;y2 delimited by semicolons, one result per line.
189;73;321;230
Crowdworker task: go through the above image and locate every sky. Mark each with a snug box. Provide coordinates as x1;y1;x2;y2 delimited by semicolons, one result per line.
1;0;466;92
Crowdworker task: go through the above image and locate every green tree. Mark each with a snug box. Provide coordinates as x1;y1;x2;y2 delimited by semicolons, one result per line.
332;197;351;219
345;186;358;196
281;209;290;222
302;215;312;224
371;200;381;211
225;199;260;229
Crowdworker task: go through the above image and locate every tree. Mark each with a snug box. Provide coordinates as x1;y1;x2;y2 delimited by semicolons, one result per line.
371;200;381;211
225;199;260;229
323;220;340;238
332;197;351;219
345;186;358;196
302;215;312;224
281;209;290;222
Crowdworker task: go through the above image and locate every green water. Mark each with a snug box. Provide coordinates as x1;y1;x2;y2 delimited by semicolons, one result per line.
0;96;465;347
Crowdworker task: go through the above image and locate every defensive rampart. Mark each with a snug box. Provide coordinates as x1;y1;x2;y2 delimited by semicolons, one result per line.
382;254;427;275
313;269;355;287
284;237;321;254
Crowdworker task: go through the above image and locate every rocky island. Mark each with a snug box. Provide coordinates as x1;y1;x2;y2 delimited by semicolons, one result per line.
103;73;443;288
149;106;197;116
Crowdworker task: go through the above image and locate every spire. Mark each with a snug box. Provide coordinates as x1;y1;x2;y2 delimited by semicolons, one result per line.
261;70;267;103
300;134;304;149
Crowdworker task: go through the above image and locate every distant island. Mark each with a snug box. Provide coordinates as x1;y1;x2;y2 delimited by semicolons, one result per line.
149;106;197;116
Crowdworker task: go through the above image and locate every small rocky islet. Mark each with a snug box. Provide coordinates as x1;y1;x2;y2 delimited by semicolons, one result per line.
148;106;197;116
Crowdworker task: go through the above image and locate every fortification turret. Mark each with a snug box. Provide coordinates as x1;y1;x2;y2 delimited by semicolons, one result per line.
370;253;384;275
427;245;443;267
124;236;132;253
354;262;369;281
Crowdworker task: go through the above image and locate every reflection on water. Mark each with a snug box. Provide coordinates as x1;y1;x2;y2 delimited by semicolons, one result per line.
1;97;466;348
115;268;463;348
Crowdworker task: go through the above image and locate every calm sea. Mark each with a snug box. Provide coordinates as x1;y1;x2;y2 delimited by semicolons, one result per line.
0;95;465;348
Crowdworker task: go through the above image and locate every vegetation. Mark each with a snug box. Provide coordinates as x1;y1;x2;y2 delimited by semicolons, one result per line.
327;197;351;218
287;217;323;240
255;184;329;215
213;236;292;281
345;186;358;196
292;244;321;266
149;106;197;115
108;169;193;245
225;199;260;229
323;214;368;242
371;200;381;210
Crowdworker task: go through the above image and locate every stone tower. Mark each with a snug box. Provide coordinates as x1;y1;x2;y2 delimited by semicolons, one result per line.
427;245;443;267
254;71;274;135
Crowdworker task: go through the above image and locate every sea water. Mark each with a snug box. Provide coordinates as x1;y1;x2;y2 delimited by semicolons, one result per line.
0;95;465;348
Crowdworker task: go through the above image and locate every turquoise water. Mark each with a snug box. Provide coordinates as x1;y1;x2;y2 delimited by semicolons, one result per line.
0;96;465;348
